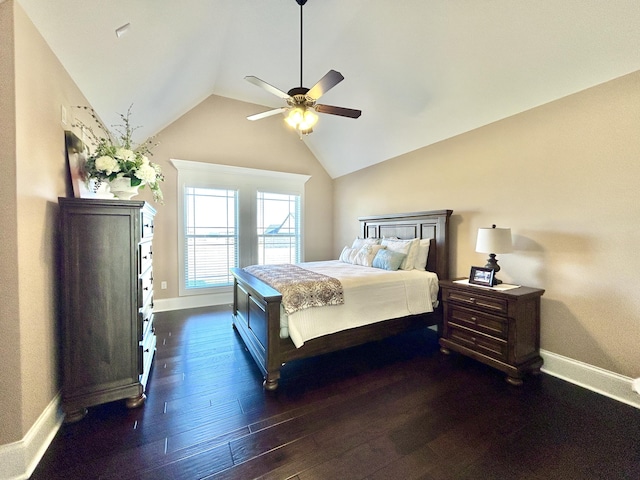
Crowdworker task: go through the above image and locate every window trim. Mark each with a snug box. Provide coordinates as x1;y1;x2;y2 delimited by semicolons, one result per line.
171;159;311;297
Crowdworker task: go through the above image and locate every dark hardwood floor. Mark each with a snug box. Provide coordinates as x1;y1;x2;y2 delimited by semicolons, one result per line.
32;306;640;479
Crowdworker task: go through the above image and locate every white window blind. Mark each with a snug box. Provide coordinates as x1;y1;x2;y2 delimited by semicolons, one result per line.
184;187;238;289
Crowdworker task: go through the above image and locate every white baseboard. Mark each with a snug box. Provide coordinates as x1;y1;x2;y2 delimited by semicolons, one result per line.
540;349;640;410
0;394;64;480
154;291;232;312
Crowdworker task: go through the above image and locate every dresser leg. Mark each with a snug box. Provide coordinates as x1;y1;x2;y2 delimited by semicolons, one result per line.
263;374;279;391
125;393;146;409
506;375;524;386
64;408;88;423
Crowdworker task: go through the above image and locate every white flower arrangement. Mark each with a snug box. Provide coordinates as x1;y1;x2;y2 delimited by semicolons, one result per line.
74;105;164;203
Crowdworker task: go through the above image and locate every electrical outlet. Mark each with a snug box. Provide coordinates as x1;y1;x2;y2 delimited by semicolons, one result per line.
161;281;167;290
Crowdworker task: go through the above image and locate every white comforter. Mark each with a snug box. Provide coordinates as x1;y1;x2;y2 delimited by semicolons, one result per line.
280;260;439;348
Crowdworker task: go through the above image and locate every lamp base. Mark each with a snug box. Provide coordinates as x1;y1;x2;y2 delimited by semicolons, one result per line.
484;254;502;286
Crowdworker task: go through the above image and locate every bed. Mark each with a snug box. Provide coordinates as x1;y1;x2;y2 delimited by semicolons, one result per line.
231;209;452;390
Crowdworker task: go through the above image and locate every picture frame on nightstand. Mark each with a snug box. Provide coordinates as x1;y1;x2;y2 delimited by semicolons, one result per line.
468;266;494;287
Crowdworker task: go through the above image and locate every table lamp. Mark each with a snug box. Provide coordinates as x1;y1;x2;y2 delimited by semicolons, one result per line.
475;224;513;285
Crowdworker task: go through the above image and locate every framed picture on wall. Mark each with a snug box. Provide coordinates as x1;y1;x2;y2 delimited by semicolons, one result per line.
468;266;494;287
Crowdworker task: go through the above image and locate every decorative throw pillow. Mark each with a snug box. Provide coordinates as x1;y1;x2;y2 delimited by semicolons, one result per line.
372;249;407;271
339;246;358;264
351;237;381;250
353;244;385;267
381;237;420;270
413;239;431;271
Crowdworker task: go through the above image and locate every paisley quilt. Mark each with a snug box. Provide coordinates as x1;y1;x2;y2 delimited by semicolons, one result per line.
244;264;344;315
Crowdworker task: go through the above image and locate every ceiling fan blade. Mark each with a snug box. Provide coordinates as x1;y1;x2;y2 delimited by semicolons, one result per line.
315;104;361;119
306;70;344;100
245;76;291;100
247;107;288;121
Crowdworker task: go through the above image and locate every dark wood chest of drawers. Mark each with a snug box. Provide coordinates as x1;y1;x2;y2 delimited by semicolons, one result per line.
439;279;544;385
58;198;156;421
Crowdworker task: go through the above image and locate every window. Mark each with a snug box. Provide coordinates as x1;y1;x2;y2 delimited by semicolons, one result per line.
257;192;301;264
172;160;310;297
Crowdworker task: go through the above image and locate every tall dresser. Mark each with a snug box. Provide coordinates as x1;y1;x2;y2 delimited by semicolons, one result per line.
58;198;156;422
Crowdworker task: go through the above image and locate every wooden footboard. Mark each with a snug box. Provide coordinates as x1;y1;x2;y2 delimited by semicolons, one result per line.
231;267;283;390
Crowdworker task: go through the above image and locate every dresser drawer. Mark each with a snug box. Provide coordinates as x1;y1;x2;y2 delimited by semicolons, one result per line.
139;324;156;376
138;310;154;341
138;268;153;308
141;211;154;239
139;241;153;275
448;305;507;339
444;288;508;314
447;324;508;361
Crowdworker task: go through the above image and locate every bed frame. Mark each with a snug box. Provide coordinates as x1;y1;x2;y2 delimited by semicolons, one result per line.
231;209;453;390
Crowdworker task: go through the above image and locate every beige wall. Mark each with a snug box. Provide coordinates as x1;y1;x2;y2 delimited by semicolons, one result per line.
334;71;640;378
0;0;22;444
0;0;91;445
147;94;334;300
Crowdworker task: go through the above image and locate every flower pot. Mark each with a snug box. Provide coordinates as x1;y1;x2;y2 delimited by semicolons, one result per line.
108;176;140;200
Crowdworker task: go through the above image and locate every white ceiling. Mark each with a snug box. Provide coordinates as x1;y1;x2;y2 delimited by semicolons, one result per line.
16;0;640;178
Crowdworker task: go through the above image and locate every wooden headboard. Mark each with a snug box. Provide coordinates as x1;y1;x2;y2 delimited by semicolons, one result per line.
359;209;453;281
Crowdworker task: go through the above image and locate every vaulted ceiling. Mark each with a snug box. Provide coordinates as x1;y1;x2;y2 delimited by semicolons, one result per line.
17;0;640;178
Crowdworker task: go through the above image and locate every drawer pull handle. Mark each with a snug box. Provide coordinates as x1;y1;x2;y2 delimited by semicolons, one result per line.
471;316;477;321
469;298;475;302
144;348;150;353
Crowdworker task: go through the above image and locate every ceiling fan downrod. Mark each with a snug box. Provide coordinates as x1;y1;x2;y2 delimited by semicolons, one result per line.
297;0;307;89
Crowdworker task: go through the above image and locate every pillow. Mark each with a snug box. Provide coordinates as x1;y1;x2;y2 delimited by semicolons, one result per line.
351;237;381;250
339;246;358;264
413;239;431;271
381;237;420;270
372;249;406;271
353;244;385;267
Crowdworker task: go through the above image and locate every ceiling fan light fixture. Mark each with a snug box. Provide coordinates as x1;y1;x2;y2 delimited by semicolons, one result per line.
285;105;318;132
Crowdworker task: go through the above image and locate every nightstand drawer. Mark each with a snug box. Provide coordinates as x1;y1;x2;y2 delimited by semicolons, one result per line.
448;324;508;361
444;289;508;314
448;305;507;339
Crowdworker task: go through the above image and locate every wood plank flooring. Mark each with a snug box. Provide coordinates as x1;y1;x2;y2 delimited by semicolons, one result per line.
32;305;640;479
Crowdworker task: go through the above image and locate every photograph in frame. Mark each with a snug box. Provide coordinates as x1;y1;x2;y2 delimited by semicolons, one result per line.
468;266;494;287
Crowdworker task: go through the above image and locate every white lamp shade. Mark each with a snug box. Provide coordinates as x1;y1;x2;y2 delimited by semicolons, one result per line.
476;227;513;254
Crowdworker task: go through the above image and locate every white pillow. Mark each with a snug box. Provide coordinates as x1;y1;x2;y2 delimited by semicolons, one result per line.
339;246;358;264
353;244;386;267
381;237;420;270
414;239;431;271
351;237;381;250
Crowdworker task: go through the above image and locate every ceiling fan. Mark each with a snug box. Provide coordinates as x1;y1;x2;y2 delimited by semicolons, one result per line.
245;0;361;135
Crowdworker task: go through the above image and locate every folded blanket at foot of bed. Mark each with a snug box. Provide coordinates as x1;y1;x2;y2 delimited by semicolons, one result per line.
243;264;344;315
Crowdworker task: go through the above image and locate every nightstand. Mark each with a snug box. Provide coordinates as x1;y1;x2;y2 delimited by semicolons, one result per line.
439;279;544;386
